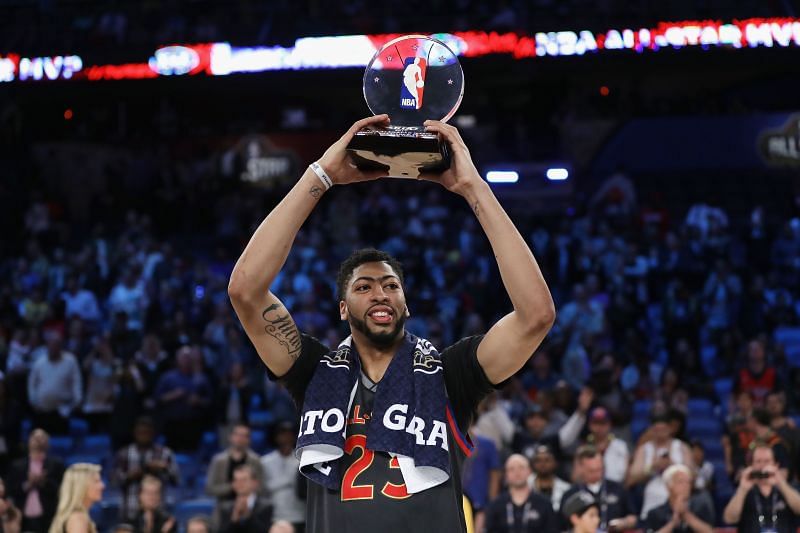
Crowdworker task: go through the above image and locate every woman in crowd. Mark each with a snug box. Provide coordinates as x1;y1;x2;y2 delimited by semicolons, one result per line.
48;464;105;533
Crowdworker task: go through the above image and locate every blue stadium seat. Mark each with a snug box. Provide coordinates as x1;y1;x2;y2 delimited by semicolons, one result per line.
713;378;733;403
687;398;714;418
49;436;75;458
174;499;215;527
175;453;199;487
249;410;273;428
775;326;800;367
700;345;718;377
65;453;103;466
250;429;267;453
633;400;652;418
697;437;724;462
80;434;111;455
89;500;120;533
69;418;89;438
686;416;721;438
631;418;649;441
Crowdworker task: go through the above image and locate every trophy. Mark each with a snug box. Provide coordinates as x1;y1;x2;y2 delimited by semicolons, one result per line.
347;34;464;178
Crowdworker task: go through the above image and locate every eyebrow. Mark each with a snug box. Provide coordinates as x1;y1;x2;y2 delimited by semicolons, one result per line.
351;275;399;285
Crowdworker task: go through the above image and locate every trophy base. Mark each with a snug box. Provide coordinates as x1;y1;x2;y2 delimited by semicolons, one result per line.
346;126;450;178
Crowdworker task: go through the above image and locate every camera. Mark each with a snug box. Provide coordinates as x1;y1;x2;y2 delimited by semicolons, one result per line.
749;470;772;480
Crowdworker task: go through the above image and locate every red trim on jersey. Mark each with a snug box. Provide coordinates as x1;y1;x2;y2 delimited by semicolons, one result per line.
446;403;474;457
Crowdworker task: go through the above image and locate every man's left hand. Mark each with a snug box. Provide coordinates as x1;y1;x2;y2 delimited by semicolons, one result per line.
418;120;484;198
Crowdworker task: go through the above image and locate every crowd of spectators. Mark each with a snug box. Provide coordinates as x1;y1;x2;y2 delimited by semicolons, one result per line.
1;86;800;531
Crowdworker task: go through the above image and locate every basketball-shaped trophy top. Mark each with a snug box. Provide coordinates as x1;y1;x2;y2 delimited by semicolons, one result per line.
363;35;464;127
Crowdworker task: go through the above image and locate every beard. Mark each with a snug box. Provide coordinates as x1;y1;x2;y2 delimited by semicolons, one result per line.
348;308;407;348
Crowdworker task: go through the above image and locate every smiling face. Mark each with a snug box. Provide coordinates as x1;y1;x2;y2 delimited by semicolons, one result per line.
339;261;409;349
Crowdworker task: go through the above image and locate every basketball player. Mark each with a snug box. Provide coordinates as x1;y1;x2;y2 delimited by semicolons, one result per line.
228;115;554;532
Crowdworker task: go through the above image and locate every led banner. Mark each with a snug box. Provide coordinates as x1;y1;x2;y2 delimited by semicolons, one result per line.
1;17;799;83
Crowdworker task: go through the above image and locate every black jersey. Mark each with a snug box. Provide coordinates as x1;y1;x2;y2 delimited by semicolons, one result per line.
273;333;496;533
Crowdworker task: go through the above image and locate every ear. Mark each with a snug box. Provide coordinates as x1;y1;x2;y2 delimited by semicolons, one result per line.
339;300;347;321
404;305;411;318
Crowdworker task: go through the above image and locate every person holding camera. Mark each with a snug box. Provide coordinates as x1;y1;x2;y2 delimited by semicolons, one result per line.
723;443;800;532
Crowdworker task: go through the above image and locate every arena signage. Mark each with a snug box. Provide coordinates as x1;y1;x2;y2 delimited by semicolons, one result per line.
759;114;800;166
1;17;800;82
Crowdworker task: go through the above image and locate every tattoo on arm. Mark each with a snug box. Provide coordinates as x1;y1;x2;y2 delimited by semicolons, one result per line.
261;303;302;361
472;201;480;217
309;185;322;199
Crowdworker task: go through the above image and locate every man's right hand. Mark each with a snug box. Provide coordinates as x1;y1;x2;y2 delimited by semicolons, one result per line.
738;466;755;491
317;115;391;185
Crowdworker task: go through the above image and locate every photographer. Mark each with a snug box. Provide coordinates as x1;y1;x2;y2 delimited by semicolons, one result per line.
723;443;800;532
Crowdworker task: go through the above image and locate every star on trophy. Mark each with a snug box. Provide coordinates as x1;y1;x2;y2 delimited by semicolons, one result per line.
346;34;465;178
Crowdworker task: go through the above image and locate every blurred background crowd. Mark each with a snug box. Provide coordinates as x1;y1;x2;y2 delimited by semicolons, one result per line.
2;0;800;532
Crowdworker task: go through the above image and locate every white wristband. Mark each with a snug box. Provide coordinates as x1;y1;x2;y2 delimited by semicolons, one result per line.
309;161;333;190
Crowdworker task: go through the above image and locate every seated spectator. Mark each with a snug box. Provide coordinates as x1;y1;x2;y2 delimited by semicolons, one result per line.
723;390;755;481
217;361;253;440
7;429;65;533
562;445;637;532
734;339;778;406
81;333;119;432
462;424;501;530
206;424;264;518
154;346;212;452
513;388;591;465
583;406;629;483
186;516;211;533
644;465;714;533
27;331;82;435
689;441;714;493
260;422;305;531
562;490;600;533
60;276;101;325
746;408;790;476
114;417;179;521
766;390;800;479
132;476;176;533
627;413;694;518
723;443;800;532
134;334;169;413
473;393;515;455
520;349;561;399
269;520;295;533
0;475;22;533
484;454;557;533
216;465;271;533
529;444;571;512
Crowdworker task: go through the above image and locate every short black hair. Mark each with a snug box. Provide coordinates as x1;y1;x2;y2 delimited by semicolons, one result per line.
750;407;771;427
336;248;404;300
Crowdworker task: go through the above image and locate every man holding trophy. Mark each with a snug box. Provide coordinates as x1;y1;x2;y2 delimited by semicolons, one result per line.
228;36;555;533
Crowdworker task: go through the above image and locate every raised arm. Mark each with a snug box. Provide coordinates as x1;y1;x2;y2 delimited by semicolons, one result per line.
228;115;390;376
421;121;555;384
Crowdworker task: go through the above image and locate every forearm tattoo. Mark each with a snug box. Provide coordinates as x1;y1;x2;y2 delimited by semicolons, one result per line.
309;185;322;199
472;201;480;218
261;303;302;361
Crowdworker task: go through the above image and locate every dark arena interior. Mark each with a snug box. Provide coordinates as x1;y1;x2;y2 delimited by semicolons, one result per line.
1;1;800;532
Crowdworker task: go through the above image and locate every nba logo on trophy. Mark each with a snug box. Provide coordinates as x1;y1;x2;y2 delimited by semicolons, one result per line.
400;57;427;110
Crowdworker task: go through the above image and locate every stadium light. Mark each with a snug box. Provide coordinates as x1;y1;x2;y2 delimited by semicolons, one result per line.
546;168;569;181
486;171;519;183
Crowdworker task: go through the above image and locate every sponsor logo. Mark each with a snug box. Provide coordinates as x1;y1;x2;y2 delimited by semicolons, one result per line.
759;114;800;165
149;46;199;76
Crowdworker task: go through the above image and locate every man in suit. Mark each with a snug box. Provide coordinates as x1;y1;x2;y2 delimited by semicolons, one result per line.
216;465;271;533
7;429;65;533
